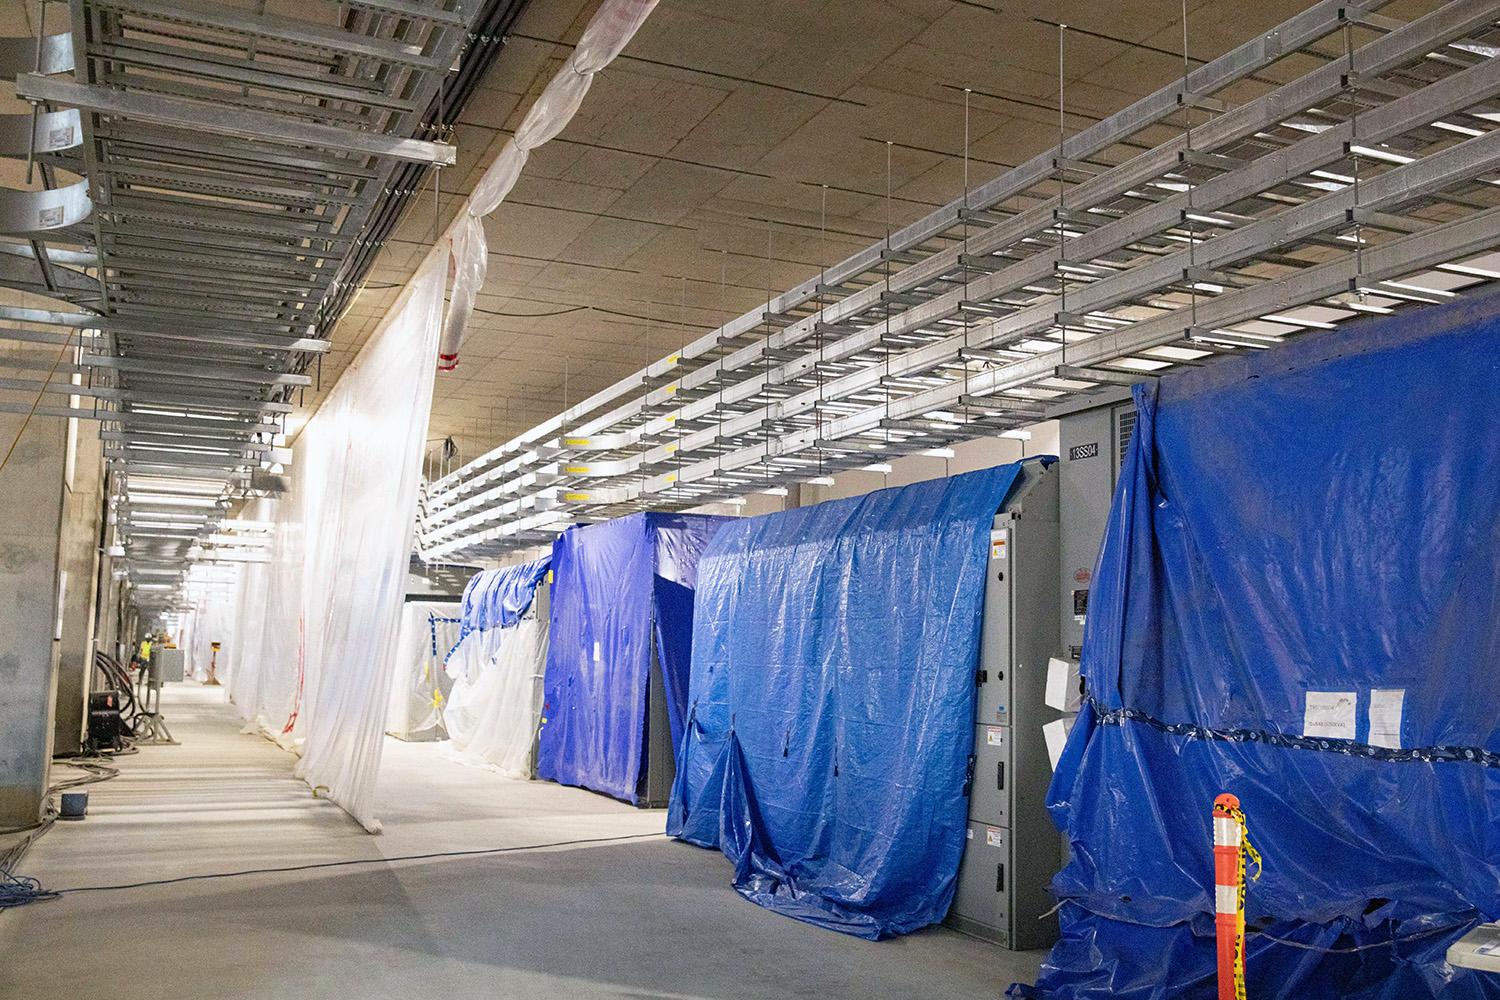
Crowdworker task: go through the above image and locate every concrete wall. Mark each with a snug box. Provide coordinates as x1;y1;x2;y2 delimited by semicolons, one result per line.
52;426;105;757
0;412;68;829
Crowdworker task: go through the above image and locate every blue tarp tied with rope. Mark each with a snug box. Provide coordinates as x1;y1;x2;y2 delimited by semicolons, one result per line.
537;512;725;804
668;464;1030;939
1013;295;1500;999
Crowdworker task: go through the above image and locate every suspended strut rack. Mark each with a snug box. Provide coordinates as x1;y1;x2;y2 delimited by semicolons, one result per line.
420;0;1500;562
15;0;471;609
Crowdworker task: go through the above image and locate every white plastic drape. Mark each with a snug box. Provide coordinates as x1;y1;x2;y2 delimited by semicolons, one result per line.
443;612;549;779
385;600;462;741
181;574;239;683
236;260;445;831
438;0;657;369
226;498;278;725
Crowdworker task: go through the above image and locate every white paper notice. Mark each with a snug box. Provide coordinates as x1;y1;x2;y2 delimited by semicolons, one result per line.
1045;656;1081;712
1368;688;1405;749
1043;717;1073;771
1303;691;1357;741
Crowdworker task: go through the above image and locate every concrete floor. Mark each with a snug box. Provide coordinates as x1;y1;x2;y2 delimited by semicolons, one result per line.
2;684;1044;999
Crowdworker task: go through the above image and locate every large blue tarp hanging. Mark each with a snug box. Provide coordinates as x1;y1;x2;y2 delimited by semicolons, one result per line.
668;463;1030;939
537;512;724;804
1015;295;1500;999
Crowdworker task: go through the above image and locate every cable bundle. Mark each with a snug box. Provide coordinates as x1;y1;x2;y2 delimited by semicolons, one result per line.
0;869;59;910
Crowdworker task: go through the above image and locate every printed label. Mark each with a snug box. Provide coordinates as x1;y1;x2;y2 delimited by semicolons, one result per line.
985;827;1003;847
986;726;1005;747
1369;688;1405;749
1303;690;1357;741
990;529;1008;560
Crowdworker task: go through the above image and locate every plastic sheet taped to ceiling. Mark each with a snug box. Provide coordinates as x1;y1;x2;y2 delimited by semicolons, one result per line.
232;260;445;832
442;557;551;777
537;512;723;803
1012;295;1500;999
668;464;1026;939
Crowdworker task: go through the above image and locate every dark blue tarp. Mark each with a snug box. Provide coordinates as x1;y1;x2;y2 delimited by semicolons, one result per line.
447;555;551;663
1015;295;1500;999
459;555;550;634
668;463;1031;939
537;512;724;804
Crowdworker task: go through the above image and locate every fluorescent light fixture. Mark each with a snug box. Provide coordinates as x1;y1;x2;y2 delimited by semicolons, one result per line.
924;447;957;459
761;486;789;497
864;462;893;473
1001;430;1032;441
1348;144;1415;165
807;475;835;486
723;497;748;507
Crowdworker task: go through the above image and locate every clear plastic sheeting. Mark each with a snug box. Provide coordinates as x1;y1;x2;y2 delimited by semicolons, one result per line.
233;261;446;831
668;465;1025;939
538;512;723;803
1015;295;1500;999
442;557;551;777
226;498;276;719
178;566;240;684
438;0;657;368
385;601;461;741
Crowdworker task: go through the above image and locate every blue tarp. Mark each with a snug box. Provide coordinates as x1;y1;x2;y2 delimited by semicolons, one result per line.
1016;295;1500;999
668;463;1031;939
537;512;724;804
449;555;551;660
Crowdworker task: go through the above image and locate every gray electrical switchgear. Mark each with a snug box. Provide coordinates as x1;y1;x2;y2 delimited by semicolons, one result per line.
947;458;1063;950
1056;390;1137;662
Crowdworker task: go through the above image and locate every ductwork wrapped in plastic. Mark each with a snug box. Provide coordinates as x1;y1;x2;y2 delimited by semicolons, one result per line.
439;0;657;370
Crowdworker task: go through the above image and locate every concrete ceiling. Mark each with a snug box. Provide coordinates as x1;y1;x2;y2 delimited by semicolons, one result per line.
320;0;1438;466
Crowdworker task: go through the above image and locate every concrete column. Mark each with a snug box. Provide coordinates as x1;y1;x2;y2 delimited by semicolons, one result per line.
0;412;68;829
52;428;105;757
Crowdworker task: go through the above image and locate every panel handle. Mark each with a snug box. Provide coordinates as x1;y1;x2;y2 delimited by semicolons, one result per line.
997;761;1006;791
996;862;1006;893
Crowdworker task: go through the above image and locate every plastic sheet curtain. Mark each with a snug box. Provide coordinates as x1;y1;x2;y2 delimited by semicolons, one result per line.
1015;295;1500;999
443;556;551;777
181;572;240;683
227;498;276;718
385;600;462;741
668;466;1024;939
538;512;723;803
438;0;656;369
234;260;445;831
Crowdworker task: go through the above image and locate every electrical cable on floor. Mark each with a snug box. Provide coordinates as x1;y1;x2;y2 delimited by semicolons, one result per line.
52;831;667;896
0;870;60;910
0;753;132;905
